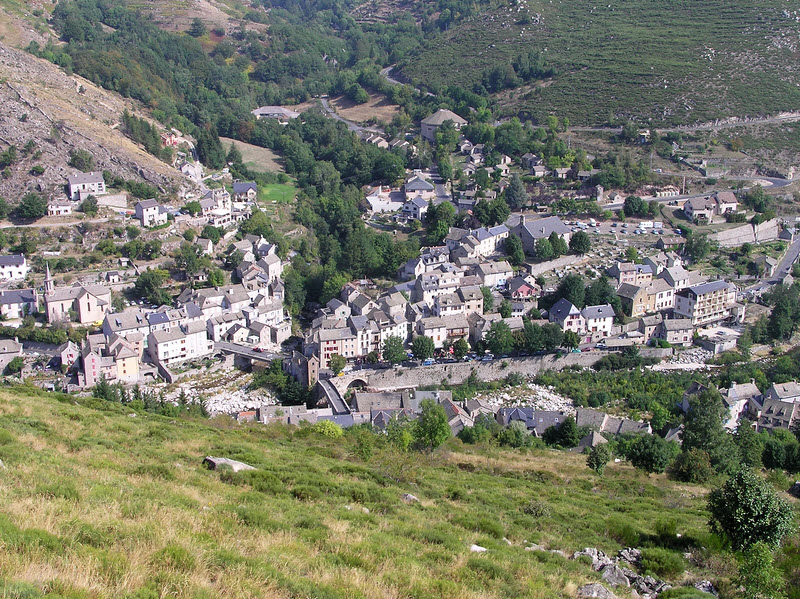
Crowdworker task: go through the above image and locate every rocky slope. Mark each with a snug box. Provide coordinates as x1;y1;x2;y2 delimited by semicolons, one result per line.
0;40;187;204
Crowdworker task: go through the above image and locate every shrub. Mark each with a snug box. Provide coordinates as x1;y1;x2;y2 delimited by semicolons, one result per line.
658;588;714;599
311;420;344;439
606;516;640;546
640;547;686;579
708;468;795;550
587;444;612;475
522;500;551;519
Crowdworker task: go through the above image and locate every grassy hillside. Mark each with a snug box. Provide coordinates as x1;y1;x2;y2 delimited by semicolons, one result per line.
397;0;800;126
0;385;759;598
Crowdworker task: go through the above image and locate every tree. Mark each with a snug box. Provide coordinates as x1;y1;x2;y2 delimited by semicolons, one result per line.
504;173;528;209
183;229;196;242
737;542;787;599
670;448;714;484
505;233;525;266
80;195;98;216
682;388;739;474
628;434;679;474
207;269;225;287
68;148;95;172
707;468;794;550
587;444;611;475
543;416;583;448
623;195;647;217
486;320;514;355
184;201;202;216
226;142;242;166
534;237;554;261
562;330;580;350
549;232;568;257
382;335;406;364
188;17;207;37
453;338;470;360
569;231;591;254
413;399;451;451
541;323;564;351
4;356;23;375
411;335;435;361
498;421;531;448
481;286;494;313
133;269;171;305
201;225;222;244
196;124;226;169
762;437;786;470
498;299;512;318
17;193;48;219
329;354;346;375
556;273;586;308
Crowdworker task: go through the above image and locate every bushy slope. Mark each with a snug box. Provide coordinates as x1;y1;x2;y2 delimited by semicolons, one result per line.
398;0;800;126
0;386;718;599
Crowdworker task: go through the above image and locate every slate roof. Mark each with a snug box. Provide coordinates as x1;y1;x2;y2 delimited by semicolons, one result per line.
0;289;35;305
67;171;104;185
0;254;26;266
232;181;258;194
519;216;570;240
581;304;614;320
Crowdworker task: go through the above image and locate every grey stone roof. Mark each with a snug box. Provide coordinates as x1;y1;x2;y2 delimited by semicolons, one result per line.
421;109;467;126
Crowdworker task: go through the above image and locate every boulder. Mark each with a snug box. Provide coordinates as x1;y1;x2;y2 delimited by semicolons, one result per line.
788;481;800;498
618;547;641;564
577;583;619;599
202;456;256;472
0;458;5;469
470;544;487;553
525;543;546;552
601;564;631;587
401;493;420;503
693;581;719;597
574;548;614;571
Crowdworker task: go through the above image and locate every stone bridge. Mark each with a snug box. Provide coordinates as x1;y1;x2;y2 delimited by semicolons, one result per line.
330;352;606;395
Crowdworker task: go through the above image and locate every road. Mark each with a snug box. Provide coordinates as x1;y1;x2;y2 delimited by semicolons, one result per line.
569;113;800;134
4;217;108;229
317;378;351;415
379;65;435;97
318;98;385;136
215;341;282;363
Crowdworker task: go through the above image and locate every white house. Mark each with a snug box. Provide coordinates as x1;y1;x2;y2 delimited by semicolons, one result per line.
134;199;168;228
581;304;614;340
147;321;213;365
67;171;106;201
0;289;37;319
0;255;30;281
549;298;585;334
48;201;73;217
402;197;428;221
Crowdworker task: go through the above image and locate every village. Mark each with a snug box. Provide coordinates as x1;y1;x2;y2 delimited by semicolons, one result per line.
1;105;800;447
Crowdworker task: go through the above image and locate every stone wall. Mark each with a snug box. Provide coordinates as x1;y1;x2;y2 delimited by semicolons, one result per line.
527;254;581;277
711;218;780;248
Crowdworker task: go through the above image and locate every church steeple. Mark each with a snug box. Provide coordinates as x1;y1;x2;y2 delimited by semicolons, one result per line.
44;262;54;294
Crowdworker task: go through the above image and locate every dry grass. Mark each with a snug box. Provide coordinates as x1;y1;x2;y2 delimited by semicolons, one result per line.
220;137;285;173
330;93;400;125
